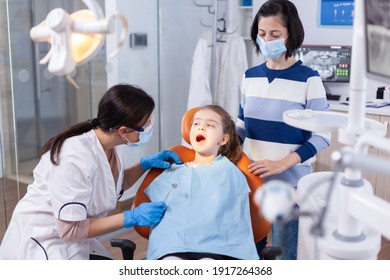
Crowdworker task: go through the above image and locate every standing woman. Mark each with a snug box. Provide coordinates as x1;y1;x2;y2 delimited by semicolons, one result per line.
0;83;181;260
236;0;331;259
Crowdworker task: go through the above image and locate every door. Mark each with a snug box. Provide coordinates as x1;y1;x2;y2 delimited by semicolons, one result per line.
0;0;106;240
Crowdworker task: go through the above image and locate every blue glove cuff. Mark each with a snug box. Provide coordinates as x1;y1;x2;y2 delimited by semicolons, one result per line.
140;157;149;171
123;209;137;228
140;150;182;171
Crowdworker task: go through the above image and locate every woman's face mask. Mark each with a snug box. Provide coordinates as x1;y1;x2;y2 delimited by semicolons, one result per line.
124;116;154;147
256;35;287;58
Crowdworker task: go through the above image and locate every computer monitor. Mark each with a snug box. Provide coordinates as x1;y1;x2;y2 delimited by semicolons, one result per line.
294;45;352;83
365;0;390;83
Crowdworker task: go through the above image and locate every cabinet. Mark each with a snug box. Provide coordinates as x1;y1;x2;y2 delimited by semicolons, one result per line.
314;111;390;202
236;3;252;39
235;1;259;67
376;115;390;202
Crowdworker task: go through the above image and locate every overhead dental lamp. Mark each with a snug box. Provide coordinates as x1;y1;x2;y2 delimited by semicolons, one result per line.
30;0;127;87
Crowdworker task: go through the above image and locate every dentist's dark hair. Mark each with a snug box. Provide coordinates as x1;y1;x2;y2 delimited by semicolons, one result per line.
41;83;155;165
251;0;304;59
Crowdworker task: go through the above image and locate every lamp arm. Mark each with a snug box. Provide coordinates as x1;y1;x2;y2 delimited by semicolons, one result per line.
345;0;367;136
107;14;128;59
72;17;115;34
82;0;104;20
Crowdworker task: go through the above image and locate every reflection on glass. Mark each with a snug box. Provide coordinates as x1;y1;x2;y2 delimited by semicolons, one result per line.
0;0;106;239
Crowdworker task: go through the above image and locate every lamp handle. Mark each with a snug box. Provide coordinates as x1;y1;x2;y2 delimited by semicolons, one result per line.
108;13;128;59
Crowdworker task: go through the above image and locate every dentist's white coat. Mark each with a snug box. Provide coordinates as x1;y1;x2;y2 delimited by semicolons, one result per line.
0;130;124;259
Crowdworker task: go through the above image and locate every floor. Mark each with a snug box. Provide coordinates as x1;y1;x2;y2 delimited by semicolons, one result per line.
102;228;390;260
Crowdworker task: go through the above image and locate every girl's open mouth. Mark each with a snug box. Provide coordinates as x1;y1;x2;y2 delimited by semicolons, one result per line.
196;134;205;142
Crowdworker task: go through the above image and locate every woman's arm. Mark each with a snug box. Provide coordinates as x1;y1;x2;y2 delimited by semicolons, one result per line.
87;213;125;238
122;163;145;191
57;201;167;241
87;201;166;238
56;213;125;241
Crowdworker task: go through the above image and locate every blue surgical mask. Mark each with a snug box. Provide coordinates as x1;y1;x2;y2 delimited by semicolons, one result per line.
256;35;287;58
125;129;153;147
124;117;154;147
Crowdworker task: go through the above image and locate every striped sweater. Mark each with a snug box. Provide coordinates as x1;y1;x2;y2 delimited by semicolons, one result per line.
236;60;331;186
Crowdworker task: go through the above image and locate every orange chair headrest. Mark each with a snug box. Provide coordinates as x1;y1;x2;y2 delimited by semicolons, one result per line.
181;107;201;145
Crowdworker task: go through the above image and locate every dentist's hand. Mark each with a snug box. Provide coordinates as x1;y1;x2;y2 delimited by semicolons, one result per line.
140;150;182;171
123;201;167;228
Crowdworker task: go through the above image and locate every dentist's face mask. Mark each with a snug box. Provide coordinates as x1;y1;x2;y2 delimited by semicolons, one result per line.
124;116;154;147
256;35;287;58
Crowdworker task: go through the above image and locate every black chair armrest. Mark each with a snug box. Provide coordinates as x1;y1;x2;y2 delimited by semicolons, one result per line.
110;239;136;260
262;246;282;260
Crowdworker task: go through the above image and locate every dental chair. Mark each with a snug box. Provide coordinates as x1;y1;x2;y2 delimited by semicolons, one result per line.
111;107;279;260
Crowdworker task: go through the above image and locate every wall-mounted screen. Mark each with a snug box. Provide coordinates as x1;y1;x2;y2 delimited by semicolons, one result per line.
365;0;390;83
320;0;355;26
294;45;352;82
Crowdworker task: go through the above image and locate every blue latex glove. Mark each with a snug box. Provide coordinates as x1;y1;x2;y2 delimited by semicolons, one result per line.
123;201;166;228
140;150;182;171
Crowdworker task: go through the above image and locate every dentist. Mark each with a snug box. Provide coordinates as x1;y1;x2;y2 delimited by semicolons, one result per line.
0;83;182;260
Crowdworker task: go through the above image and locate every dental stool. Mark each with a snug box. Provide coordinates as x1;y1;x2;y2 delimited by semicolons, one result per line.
111;107;279;260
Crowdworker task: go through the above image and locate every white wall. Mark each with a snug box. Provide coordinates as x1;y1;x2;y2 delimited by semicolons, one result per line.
106;0;160;199
158;0;220;149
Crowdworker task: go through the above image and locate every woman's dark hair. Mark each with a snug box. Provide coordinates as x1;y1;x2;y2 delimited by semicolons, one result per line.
41;83;155;165
250;0;304;59
200;105;242;164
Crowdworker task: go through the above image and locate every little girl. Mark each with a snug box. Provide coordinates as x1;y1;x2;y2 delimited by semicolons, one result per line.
144;105;259;260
